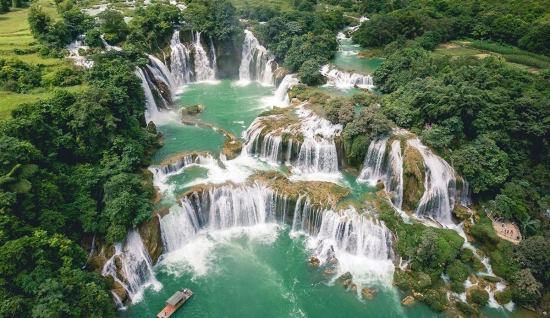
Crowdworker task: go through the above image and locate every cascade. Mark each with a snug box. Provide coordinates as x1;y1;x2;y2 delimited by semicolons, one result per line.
153;153;216;178
239;30;273;85
102;230;161;303
209;36;218;77
312;208;393;261
294;107;342;174
460;178;472;207
274;74;299;106
144;69;170;109
134;67;159;123
170;30;192;85
148;54;178;92
191;31;216;82
408;138;456;224
387;140;404;209
100;34;122;51
357;138;404;209
291;195;323;235
321;65;373;89
358;138;388;185
67;38;94;68
159;183;290;251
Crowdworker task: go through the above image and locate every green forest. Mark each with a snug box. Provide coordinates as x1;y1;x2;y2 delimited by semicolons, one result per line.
1;0;550;316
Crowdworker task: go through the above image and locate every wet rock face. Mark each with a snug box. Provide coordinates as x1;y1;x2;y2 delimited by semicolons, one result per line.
223;139;243;160
112;281;127;302
401;295;415;306
361;287;379;300
138;216;163;265
309;256;320;267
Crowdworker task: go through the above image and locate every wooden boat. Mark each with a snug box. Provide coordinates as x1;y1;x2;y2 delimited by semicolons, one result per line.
156;288;193;318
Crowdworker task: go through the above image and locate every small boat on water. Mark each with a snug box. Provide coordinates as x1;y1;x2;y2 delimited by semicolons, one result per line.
156;288;193;318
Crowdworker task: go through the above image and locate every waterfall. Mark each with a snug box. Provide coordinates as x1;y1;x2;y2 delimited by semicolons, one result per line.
357;139;404;209
170;30;192;85
102;230;162;303
134;67;159;123
459;177;472;207
148;54;177;92
274;75;299;106
239;30;273;85
321;65;373;89
243;104;342;174
192;31;216;82
155;153;215;177
387;140;404;209
312;208;393;261
100;34;122;52
159;182;289;252
111;292;126;311
209;36;218;77
294;107;342;174
408;138;456;224
358;138;388;185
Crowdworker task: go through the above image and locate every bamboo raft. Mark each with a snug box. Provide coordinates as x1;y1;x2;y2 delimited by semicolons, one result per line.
156;288;193;318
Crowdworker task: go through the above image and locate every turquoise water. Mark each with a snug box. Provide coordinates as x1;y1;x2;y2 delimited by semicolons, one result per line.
330;35;384;75
123;35;524;318
120;226;440;318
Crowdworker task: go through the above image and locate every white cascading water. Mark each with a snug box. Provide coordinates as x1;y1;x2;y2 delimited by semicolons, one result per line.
295;107;342;174
209;36;218;78
192;31;216;82
300;207;395;287
102;230;162;303
100;34;122;52
460;177;472;207
134;67;159;123
358;138;388;185
148;54;178;92
273;74;299;106
408;138;456;224
67;37;94;68
154;153;216;177
357;139;404;209
170;30;192;85
387;140;404;209
239;30;274;85
321;64;373;90
243;104;342;174
159;182;290;252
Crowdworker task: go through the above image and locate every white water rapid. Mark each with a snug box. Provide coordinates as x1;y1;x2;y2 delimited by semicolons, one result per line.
239;30;274;85
273;74;299;106
170;30;192;85
192;31;217;82
321;64;373;90
102;230;162;303
148;54;178;93
408;138;456;225
135;67;159;123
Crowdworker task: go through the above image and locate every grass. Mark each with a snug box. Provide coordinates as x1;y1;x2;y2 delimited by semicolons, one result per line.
0;0;85;120
229;0;295;13
0;85;86;120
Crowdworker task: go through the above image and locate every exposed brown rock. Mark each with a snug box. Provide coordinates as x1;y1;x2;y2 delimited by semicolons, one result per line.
401;296;415;306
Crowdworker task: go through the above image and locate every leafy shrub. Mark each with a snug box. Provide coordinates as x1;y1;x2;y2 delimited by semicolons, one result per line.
446;259;470;283
424;289;448;312
460;248;473;262
468;288;489;305
455;301;475;315
451;281;465;293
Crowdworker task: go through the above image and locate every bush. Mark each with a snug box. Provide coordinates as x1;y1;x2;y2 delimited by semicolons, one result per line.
470;217;500;245
446;259;470;283
298;59;324;85
460;248;473;262
495;289;513;305
424;289;448;312
451;281;465;293
468;288;489;305
455;301;475;315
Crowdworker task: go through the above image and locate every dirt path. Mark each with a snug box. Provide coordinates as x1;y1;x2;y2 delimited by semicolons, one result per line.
487;210;522;245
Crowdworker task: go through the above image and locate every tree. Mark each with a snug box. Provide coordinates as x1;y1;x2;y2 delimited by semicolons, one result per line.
515;236;550;284
510;268;542;306
98;9;128;43
298;59;323;85
28;4;52;39
453;135;508;193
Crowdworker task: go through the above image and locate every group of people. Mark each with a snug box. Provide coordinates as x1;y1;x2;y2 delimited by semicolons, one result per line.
487;209;520;241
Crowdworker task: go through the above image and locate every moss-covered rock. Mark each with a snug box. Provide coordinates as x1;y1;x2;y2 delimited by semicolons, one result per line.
138;215;163;264
402;145;425;212
446;259;470;282
181;104;205;116
222;139;242;160
455;301;475;315
494;289;512;305
460;248;474;262
424;288;448;312
467;286;490;306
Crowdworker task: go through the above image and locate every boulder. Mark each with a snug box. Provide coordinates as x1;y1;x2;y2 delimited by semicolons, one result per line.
469;274;478;285
181;104;204;116
112;281;127;302
342;279;352;287
309;256;320;267
338;272;352;283
361;287;379;300
413;291;424;300
323;268;336;277
401;296;415;306
222;139;243;160
350;283;357;291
